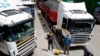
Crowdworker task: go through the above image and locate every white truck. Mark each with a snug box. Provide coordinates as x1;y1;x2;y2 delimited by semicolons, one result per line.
20;0;35;16
0;0;36;56
14;0;35;17
52;1;95;46
21;0;35;6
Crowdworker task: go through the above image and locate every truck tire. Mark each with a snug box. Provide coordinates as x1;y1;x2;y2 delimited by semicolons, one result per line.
61;36;64;46
56;29;63;45
56;29;64;46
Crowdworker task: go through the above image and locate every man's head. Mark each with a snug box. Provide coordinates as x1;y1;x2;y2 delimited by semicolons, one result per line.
47;32;51;35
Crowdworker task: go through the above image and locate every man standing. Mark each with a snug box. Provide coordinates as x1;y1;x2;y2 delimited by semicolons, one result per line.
47;32;53;50
63;35;71;56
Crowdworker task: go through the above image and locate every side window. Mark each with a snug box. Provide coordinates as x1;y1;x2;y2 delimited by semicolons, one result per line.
0;27;8;41
0;27;4;41
0;33;4;41
62;18;67;28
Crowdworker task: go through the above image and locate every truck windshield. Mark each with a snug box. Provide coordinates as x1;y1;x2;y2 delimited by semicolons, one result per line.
68;21;94;33
6;21;34;42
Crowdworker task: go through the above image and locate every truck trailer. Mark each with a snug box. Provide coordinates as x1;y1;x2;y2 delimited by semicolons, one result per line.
38;0;95;46
0;0;37;56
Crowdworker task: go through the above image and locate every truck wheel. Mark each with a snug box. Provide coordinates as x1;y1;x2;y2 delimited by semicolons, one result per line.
57;35;62;44
59;36;64;45
61;38;64;46
56;29;59;37
56;29;62;44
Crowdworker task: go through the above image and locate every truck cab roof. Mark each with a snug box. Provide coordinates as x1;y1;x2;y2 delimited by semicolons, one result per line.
60;1;87;11
59;1;94;20
63;10;94;20
0;0;33;27
0;10;32;27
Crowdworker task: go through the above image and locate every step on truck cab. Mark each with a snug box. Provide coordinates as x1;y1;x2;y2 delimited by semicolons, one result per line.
53;1;95;46
0;0;37;56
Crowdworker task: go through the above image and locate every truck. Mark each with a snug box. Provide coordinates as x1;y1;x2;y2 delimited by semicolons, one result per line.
37;0;95;46
20;0;35;16
21;0;35;7
0;0;37;56
14;0;35;17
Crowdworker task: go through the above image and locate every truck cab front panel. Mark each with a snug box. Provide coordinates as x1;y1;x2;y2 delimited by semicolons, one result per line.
16;34;36;56
71;33;90;44
1;20;36;56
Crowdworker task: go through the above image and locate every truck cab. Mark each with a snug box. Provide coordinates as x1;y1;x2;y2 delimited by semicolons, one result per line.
53;1;95;46
14;0;35;17
0;0;36;56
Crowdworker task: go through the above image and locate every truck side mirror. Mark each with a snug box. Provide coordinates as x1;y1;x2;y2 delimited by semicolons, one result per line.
62;23;66;28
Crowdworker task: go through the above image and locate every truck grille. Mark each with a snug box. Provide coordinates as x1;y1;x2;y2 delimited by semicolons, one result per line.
16;35;36;56
71;35;89;43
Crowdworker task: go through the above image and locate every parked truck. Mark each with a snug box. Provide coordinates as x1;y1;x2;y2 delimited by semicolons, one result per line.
0;0;36;56
14;0;35;17
38;0;95;46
